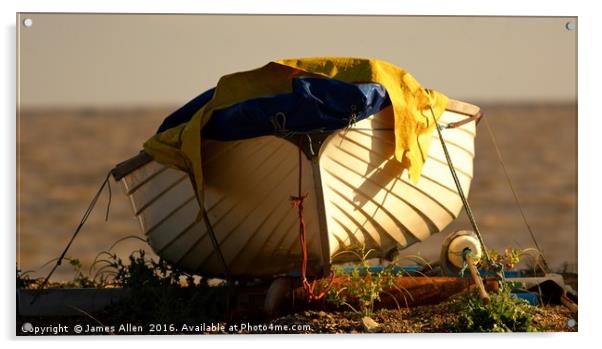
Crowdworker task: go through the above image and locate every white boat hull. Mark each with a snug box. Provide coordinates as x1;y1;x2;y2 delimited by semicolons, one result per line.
113;100;479;278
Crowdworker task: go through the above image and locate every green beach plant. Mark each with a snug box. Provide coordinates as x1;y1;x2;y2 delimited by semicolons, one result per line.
452;281;541;332
324;245;406;317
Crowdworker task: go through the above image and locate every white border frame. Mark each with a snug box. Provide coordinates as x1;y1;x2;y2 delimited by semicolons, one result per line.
3;1;596;347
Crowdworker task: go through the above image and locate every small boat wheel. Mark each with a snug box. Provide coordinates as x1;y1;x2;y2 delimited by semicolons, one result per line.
440;230;483;275
264;277;293;317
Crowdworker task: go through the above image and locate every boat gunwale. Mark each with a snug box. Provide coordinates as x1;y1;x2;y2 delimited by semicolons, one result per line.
445;99;481;117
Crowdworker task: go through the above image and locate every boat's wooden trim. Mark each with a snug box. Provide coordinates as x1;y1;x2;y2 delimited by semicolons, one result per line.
446;99;481;117
111;151;153;180
446;111;483;129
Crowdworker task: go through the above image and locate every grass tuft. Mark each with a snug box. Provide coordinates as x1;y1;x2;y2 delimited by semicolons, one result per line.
451;283;541;332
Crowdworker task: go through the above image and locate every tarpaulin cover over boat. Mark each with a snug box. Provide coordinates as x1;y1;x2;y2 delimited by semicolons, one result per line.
143;57;449;212
114;57;480;278
158;77;391;140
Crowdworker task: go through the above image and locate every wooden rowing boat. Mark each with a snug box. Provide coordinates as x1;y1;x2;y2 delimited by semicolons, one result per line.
112;99;480;278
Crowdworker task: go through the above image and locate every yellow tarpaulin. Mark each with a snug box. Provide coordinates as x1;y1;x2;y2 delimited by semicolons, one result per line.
143;57;448;216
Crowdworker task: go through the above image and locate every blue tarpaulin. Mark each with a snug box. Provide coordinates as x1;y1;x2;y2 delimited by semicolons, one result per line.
157;77;391;141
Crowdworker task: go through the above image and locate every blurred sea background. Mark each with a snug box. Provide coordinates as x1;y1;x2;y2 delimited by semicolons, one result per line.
16;14;577;280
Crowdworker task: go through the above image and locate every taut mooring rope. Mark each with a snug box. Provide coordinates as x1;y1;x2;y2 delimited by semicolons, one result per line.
31;171;113;304
482;117;551;273
201;208;231;281
428;106;493;264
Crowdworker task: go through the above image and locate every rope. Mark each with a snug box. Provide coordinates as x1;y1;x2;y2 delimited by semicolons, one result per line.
201;209;231;281
459;248;477;277
428;106;494;264
31;171;113;304
482;117;551;273
201;208;234;318
290;135;334;301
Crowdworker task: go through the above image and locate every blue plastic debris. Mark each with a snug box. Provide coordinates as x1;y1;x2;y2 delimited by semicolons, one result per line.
512;292;540;306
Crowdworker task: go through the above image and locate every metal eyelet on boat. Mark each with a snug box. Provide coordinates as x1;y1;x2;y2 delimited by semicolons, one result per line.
271;112;288;133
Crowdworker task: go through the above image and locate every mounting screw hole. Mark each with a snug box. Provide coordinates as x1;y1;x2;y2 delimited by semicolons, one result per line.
23;18;33;28
565;21;576;31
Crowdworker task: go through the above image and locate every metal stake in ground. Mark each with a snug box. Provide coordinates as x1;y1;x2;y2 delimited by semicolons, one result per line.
464;248;490;305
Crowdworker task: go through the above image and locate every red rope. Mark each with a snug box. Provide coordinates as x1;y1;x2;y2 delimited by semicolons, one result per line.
290;136;334;302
